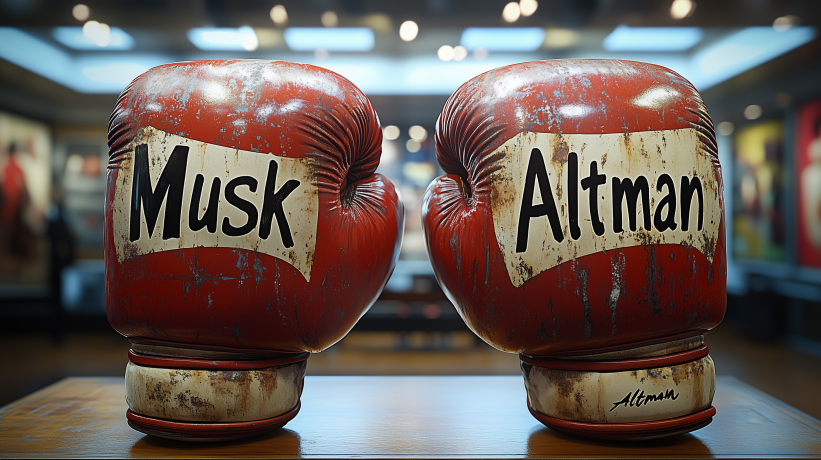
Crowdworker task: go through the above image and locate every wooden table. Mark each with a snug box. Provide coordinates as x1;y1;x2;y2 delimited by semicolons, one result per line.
1;376;820;458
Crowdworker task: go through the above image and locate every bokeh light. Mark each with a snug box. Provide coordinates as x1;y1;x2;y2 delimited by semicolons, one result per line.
399;21;418;41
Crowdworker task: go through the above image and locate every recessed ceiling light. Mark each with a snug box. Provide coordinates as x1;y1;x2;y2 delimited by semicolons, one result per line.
717;121;734;136
53;26;134;50
321;11;338;28
603;25;703;51
383;125;400;140
773;15;800;32
270;5;288;26
284;28;374;51
399;21;418;41
72;4;90;21
519;0;538;17
452;45;467;61
187;27;258;51
409;125;427;141
437;45;454;61
670;0;696;20
461;28;545;52
744;105;762;120
406;139;421;153
696;27;816;81
502;2;520;23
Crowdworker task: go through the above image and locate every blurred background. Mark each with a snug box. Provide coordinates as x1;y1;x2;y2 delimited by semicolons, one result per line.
1;0;820;420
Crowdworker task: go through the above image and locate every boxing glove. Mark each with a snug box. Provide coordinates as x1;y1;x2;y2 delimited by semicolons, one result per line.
105;60;403;441
423;60;725;440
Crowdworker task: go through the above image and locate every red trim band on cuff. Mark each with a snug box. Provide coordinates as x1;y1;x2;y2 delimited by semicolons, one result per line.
528;403;715;441
129;338;297;356
520;345;709;372
128;349;310;370
126;401;300;436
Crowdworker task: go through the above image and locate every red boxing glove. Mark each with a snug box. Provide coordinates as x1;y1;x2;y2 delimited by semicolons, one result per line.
423;60;725;440
106;60;403;441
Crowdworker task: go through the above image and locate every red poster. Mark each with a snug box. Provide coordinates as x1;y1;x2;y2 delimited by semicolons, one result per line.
797;100;821;269
0;111;51;294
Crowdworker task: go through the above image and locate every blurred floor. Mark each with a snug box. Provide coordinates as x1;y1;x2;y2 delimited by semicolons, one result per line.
1;325;819;420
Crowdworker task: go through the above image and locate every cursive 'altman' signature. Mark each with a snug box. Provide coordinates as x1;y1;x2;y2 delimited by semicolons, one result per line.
611;388;680;412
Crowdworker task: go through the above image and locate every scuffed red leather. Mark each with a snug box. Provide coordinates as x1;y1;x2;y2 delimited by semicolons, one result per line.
424;60;725;356
105;60;403;353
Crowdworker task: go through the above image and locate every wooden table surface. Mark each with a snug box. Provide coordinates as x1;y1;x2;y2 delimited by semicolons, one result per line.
1;376;820;459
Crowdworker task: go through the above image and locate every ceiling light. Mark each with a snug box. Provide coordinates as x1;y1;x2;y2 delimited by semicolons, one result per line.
406;139;421;153
409;125;427;141
53;26;133;50
72;4;89;21
519;0;538;17
82;21;110;47
744;105;762;120
502;2;520;23
383;125;400;140
543;28;578;48
461;28;545;51
0;28;173;93
452;46;467;61
284;28;374;51
473;47;488;60
773;15;800;32
3;25;818;96
322;11;338;27
717;121;734;136
270;5;288;26
82;62;150;83
399;21;418;41
603;25;703;51
438;45;454;61
188;26;259;51
670;0;696;20
77;54;171;89
241;29;258;51
696;27;816;81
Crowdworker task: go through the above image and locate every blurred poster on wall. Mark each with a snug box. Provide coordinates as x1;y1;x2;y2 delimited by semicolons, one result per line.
0;111;51;294
732;119;786;261
797;100;821;269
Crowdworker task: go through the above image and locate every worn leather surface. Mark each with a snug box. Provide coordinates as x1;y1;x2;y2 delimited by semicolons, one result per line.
106;60;403;353
423;60;725;356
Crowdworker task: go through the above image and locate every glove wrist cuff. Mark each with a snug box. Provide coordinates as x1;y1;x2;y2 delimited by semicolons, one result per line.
522;336;716;439
125;346;307;441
